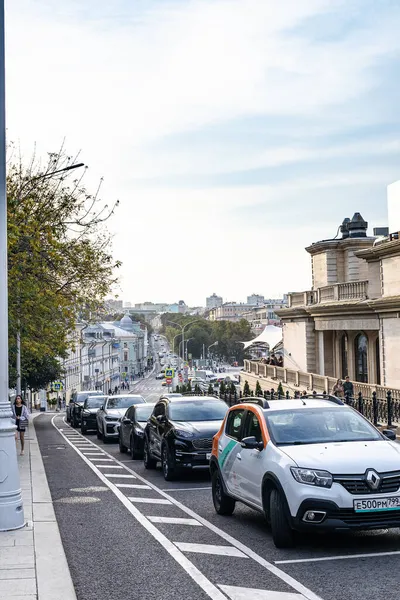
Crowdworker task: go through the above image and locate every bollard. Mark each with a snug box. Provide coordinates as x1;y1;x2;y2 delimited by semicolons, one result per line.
358;391;363;415
387;391;392;428
372;391;378;426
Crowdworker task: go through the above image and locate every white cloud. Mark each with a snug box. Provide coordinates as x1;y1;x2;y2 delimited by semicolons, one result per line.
6;0;400;305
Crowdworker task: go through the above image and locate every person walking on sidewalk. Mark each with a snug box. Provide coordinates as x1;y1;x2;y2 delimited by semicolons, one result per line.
12;395;30;455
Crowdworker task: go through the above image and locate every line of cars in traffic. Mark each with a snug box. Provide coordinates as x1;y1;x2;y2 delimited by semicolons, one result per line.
66;388;400;548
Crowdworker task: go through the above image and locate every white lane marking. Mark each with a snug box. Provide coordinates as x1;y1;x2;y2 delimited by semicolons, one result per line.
81;453;104;456
219;586;305;599
116;484;151;489
275;550;400;565
175;543;247;558
164;487;212;492
55;417;323;600
95;465;123;469
105;474;137;479
128;497;172;505
89;458;114;462
51;417;227;600
148;517;203;526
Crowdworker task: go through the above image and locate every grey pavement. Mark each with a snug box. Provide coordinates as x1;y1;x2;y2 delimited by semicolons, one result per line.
0;413;76;600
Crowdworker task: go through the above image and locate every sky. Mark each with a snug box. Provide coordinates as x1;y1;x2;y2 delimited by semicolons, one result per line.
6;0;400;307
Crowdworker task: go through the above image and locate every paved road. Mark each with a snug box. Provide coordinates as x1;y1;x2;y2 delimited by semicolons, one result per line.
35;370;400;600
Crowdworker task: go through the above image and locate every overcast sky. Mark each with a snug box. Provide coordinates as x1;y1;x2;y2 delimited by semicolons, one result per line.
7;0;400;307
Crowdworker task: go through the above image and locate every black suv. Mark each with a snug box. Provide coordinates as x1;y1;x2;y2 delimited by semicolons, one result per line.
81;395;107;434
119;403;156;458
67;390;104;428
143;395;228;481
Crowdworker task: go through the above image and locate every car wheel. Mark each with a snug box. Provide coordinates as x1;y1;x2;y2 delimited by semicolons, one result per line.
130;436;141;460
119;435;127;453
81;425;87;435
211;470;235;515
143;440;157;469
96;425;102;439
102;425;108;444
269;488;295;548
162;444;176;481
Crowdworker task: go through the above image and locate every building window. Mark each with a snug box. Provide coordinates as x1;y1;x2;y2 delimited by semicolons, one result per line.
124;351;128;362
355;333;368;383
341;333;348;378
376;337;381;385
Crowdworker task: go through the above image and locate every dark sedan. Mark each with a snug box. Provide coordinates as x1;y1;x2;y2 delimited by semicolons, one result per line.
143;396;228;481
67;390;104;428
80;396;107;434
119;403;156;458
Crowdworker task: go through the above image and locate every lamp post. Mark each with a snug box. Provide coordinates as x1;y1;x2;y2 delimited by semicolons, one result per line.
207;341;218;367
185;338;194;362
0;2;24;530
15;161;85;397
167;319;198;367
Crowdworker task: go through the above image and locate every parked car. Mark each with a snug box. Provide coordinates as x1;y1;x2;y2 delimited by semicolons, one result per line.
96;394;146;442
155;372;164;380
67;390;104;428
119;403;156;458
80;395;107;434
210;395;400;548
143;395;228;481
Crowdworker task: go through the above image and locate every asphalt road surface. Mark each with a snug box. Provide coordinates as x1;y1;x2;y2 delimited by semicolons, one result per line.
35;372;400;600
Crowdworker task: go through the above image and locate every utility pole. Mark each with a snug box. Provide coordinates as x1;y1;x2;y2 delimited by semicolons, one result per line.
0;1;25;531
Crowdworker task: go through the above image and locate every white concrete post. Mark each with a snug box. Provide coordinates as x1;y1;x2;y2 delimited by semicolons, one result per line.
318;331;325;376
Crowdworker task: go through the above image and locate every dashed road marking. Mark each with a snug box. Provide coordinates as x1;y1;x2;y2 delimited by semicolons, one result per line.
116;483;151;489
219;586;305;599
95;465;123;469
128;497;172;505
174;542;248;558
148;517;203;526
164;487;212;492
275;550;400;565
54;416;323;600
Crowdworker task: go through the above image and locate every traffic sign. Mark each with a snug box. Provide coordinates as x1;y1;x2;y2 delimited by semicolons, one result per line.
52;381;64;391
166;378;172;385
165;368;175;378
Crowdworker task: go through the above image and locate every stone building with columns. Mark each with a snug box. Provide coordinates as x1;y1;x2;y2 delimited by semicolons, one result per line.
276;211;400;389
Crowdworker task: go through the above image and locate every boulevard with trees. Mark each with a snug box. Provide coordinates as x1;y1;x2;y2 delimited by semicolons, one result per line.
7;146;120;392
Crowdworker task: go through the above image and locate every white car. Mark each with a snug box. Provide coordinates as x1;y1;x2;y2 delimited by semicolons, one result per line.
96;395;146;442
210;395;400;548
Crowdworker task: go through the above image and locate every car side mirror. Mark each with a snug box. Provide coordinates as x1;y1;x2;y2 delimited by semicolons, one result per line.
241;436;264;451
100;405;104;411
156;415;166;424
382;429;397;441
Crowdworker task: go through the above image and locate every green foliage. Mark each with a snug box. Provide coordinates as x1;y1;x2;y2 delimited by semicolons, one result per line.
207;383;214;395
194;384;201;393
277;382;284;397
160;314;252;362
219;381;226;394
255;380;263;397
7;148;120;389
175;385;180;393
243;380;251;396
229;382;236;395
180;384;187;393
186;380;192;392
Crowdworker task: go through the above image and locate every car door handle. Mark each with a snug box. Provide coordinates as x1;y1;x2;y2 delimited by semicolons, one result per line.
218;445;223;453
236;453;242;461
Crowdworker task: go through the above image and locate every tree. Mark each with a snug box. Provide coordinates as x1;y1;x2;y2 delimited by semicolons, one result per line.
207;383;214;395
243;380;250;396
7;147;120;388
186;380;192;392
194;384;201;394
255;380;263;397
219;381;226;395
229;382;236;395
175;385;180;393
277;382;284;398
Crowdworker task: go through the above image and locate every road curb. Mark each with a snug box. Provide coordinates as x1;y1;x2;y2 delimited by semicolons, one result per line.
31;415;77;600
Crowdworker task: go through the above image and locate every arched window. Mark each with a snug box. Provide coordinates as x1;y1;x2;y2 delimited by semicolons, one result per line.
355;333;368;383
341;333;348;378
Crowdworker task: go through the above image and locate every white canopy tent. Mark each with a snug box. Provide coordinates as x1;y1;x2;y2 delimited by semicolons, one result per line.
241;325;283;350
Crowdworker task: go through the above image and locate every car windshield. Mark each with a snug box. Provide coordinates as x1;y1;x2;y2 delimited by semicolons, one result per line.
85;397;106;408
265;407;382;445
106;396;145;409
135;405;155;422
169;401;227;422
77;392;103;403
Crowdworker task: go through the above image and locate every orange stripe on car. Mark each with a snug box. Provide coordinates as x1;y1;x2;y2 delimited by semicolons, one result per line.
212;403;270;460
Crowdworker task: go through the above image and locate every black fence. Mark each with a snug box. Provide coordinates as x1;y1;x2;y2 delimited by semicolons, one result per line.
189;388;397;429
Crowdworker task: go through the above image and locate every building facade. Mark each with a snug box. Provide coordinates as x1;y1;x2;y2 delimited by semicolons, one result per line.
206;293;223;309
247;294;265;306
276;209;400;389
208;302;257;322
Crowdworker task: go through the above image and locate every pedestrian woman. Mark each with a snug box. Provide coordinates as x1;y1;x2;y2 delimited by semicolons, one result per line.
12;395;30;455
331;379;344;398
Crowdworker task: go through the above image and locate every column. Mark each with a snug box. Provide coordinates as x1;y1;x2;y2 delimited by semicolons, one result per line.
318;331;325;376
367;332;378;385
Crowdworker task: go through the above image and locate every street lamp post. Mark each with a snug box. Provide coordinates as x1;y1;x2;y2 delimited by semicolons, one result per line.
0;2;25;531
185;338;194;362
167;319;198;370
207;341;219;367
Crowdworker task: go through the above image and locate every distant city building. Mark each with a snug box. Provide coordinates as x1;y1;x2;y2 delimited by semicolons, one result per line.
124;302;132;308
206;293;223;309
242;298;287;332
247;294;265;306
208;302;258;322
105;298;123;312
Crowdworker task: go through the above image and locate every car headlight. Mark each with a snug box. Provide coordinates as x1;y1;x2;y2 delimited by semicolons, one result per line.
174;429;194;439
290;467;332;488
105;416;117;422
134;426;144;437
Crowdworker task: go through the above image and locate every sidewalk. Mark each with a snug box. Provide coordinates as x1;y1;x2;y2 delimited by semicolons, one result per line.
0;414;76;600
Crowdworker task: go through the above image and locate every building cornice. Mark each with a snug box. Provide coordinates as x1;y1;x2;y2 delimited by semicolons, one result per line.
305;237;375;255
355;239;400;261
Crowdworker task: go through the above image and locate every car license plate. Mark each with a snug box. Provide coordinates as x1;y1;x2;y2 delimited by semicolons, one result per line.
206;453;211;460
354;496;400;512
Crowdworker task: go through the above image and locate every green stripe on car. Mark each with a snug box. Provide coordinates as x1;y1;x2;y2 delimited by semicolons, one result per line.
218;439;237;468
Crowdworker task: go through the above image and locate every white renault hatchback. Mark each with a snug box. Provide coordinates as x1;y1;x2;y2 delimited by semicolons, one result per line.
210;396;400;547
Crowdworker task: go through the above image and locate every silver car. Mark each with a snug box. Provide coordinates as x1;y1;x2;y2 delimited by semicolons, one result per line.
96;395;146;442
